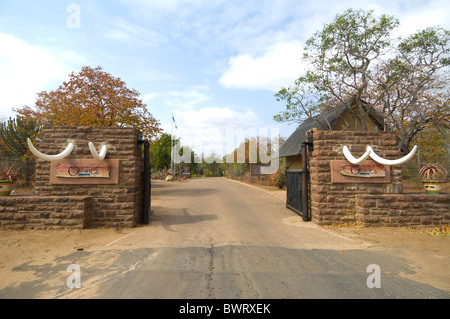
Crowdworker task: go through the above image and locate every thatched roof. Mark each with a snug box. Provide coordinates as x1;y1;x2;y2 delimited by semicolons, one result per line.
279;96;385;158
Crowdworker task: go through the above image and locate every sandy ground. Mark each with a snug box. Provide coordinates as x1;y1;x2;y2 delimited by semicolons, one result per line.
331;225;450;292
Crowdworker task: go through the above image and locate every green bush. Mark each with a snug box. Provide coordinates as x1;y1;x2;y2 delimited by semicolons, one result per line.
150;168;168;180
273;171;286;189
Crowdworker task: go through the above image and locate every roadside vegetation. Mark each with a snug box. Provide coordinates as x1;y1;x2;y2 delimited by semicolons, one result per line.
150;132;287;189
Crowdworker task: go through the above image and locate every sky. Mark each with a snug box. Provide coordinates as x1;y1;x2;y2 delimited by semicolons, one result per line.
1;0;449;157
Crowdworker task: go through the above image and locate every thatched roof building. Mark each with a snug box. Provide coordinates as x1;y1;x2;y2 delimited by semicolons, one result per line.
280;96;385;170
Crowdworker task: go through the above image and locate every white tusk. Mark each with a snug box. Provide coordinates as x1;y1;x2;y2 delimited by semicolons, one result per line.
88;142;107;161
343;146;372;164
27;138;74;161
369;145;418;166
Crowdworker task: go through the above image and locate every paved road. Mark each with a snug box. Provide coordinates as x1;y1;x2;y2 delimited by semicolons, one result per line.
1;177;448;300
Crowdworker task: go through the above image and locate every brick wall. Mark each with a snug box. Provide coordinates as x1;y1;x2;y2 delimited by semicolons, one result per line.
356;194;450;227
33;126;144;228
307;130;407;226
0;126;145;230
0;196;91;230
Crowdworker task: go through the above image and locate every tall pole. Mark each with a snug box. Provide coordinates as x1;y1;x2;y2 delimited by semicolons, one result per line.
171;114;177;179
171;114;174;178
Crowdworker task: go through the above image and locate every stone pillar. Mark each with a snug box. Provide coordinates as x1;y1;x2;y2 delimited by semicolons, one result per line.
307;130;403;226
34;126;144;228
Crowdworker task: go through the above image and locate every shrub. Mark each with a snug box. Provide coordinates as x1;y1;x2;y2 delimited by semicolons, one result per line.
273;170;286;189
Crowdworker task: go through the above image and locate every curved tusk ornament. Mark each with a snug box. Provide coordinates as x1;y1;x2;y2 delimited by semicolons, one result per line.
343;145;418;166
88;142;108;161
368;145;418;166
342;146;372;164
27;138;74;161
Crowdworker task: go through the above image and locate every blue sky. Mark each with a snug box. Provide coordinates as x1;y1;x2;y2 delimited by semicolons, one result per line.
1;0;449;155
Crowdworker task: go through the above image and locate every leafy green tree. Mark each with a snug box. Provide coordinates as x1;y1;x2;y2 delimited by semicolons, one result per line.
150;133;175;171
275;9;449;153
275;9;399;129
368;27;450;152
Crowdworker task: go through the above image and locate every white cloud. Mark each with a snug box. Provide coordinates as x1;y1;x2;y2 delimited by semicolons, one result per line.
218;0;450;93
219;40;305;92
103;17;168;47
0;33;80;118
163;86;212;109
170;107;263;157
392;1;450;38
141;92;158;103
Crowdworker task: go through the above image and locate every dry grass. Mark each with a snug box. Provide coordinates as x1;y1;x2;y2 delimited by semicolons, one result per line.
323;222;450;236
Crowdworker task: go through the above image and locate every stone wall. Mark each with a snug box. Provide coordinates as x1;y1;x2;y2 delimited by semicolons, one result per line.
306;130;450;227
0;196;91;230
356;194;450;227
0;126;145;230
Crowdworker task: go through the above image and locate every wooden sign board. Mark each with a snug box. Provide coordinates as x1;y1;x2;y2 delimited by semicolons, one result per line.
56;163;111;178
339;163;386;178
331;160;390;184
50;159;119;185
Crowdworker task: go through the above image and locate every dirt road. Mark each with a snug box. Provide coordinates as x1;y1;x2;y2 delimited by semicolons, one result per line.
0;177;448;299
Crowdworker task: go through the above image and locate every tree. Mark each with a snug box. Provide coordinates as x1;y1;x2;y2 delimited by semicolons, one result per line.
367;27;450;152
274;9;450;152
224;135;283;179
412;125;449;165
0;116;38;183
150;133;175;171
275;9;399;129
14;66;161;141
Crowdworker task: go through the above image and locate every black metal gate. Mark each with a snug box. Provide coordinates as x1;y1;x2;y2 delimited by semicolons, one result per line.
286;170;303;215
286;170;309;221
285;140;312;221
138;135;151;225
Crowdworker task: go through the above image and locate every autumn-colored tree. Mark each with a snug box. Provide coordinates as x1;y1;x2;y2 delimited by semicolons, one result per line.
412;126;449;165
15;66;161;141
225;135;284;179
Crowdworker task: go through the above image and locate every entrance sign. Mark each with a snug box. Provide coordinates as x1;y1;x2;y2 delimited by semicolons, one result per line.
50;159;119;185
331;160;390;183
339;163;386;178
56;163;111;178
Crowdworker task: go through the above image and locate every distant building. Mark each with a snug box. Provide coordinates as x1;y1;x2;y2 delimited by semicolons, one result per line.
279;96;385;170
182;166;191;177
